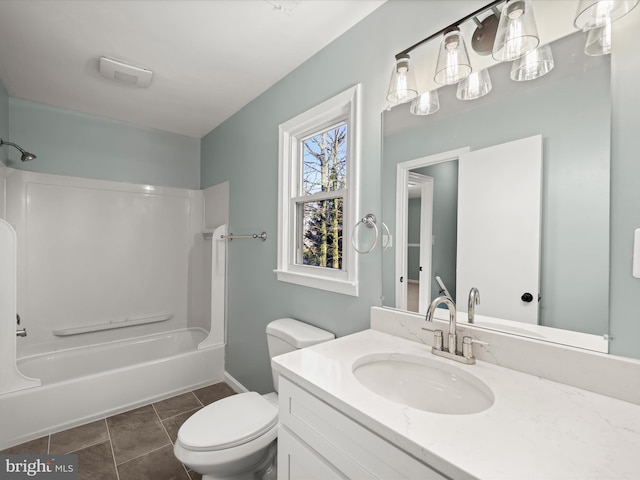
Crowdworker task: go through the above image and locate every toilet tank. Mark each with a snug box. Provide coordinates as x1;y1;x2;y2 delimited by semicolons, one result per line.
266;318;334;392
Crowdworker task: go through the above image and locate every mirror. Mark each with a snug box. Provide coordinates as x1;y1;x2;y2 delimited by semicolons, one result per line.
382;30;611;352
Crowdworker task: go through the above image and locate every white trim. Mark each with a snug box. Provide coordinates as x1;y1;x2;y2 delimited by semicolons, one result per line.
224;371;250;393
276;85;361;296
418;177;434;314
274;269;358;296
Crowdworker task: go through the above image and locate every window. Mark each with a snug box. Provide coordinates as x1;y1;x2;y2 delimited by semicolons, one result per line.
276;85;360;296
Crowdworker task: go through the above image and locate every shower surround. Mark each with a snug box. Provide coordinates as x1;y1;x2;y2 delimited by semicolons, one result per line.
0;169;228;449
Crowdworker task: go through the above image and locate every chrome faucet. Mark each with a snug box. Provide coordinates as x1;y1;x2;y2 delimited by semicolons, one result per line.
468;287;480;323
425;295;475;365
425;296;457;354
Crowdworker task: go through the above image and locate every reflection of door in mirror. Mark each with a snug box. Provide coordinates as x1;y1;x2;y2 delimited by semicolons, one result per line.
457;135;542;324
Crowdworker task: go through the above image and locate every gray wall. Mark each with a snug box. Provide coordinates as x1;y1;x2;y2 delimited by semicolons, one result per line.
7;98;200;189
201;1;482;392
610;10;640;358
417;162;459;303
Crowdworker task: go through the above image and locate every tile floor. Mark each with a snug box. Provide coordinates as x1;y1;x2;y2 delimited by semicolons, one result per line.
0;382;237;480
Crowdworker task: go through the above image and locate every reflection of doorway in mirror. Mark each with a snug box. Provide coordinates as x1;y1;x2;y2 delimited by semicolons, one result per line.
394;147;468;314
406;173;433;313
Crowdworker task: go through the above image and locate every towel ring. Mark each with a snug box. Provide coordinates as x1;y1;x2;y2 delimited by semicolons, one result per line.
381;222;391;251
351;214;379;254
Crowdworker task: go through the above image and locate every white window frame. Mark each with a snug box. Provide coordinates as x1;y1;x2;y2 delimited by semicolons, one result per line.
275;84;360;296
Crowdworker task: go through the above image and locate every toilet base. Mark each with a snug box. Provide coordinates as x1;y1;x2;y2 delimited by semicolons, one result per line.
199;441;277;480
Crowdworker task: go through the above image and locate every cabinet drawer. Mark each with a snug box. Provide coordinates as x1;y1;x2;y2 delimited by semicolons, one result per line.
279;377;447;480
279;426;346;480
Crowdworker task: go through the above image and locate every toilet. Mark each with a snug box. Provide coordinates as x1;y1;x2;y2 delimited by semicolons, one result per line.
174;318;335;480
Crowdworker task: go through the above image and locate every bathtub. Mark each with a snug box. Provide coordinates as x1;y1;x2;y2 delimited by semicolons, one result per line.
0;328;225;450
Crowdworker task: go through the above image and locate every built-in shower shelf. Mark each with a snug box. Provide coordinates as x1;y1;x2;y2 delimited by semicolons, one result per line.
52;313;173;336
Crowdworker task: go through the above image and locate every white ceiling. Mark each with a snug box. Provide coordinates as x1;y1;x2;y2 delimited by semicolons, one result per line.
0;0;385;138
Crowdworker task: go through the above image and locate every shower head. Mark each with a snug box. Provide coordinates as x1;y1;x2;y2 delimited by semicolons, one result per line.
0;138;37;162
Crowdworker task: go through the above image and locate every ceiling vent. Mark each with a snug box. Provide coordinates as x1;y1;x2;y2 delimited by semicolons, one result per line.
98;57;153;88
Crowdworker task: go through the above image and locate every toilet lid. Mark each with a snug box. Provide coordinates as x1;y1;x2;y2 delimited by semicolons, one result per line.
178;392;278;451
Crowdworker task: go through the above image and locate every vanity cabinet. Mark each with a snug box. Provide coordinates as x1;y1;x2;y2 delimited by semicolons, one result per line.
277;376;448;480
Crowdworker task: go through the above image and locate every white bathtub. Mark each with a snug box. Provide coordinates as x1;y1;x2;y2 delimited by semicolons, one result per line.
0;328;225;450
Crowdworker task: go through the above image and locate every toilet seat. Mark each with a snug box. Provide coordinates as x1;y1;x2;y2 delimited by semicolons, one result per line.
178;392;278;452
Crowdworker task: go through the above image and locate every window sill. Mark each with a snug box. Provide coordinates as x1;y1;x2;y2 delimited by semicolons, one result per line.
274;269;358;297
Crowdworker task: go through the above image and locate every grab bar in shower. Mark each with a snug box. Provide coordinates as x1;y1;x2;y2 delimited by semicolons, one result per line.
202;229;267;241
221;232;267;241
52;313;173;336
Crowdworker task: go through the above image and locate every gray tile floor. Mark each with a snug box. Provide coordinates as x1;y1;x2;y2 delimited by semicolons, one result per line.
0;382;237;480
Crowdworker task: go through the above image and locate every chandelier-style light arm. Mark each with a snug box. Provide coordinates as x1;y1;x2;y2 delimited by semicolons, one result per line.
395;0;504;60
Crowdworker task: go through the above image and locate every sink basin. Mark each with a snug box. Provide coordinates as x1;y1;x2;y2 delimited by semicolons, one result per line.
353;353;494;415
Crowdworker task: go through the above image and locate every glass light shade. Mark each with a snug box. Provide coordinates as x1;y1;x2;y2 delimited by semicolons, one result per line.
585;20;612;55
386;54;418;104
456;69;493;100
434;28;472;85
510;44;554;81
492;0;540;62
410;90;440;116
574;0;639;30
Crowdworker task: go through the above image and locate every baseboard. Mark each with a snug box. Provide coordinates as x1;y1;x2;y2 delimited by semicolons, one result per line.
224;371;249;393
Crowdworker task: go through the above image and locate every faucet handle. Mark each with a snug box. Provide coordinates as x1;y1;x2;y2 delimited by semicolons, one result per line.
462;337;474;360
433;330;443;351
462;336;490;360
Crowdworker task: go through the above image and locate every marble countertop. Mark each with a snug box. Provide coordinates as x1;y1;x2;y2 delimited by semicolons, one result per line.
272;329;640;480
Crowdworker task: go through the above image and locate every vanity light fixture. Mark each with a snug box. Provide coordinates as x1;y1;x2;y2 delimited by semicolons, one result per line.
471;9;501;56
584;20;612;55
434;27;472;85
456;69;493;100
492;0;540;62
385;0;504;109
409;90;440;115
574;0;639;30
574;1;637;56
510;44;555;81
386;0;614;115
386;53;418;104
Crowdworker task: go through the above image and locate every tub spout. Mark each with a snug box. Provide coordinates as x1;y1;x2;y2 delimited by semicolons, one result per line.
16;328;27;337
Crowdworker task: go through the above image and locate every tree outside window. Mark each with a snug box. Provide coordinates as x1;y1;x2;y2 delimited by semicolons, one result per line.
300;124;347;270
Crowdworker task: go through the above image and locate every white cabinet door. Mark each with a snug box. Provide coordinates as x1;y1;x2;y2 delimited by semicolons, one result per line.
456;135;542;324
278;426;346;480
278;377;447;480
